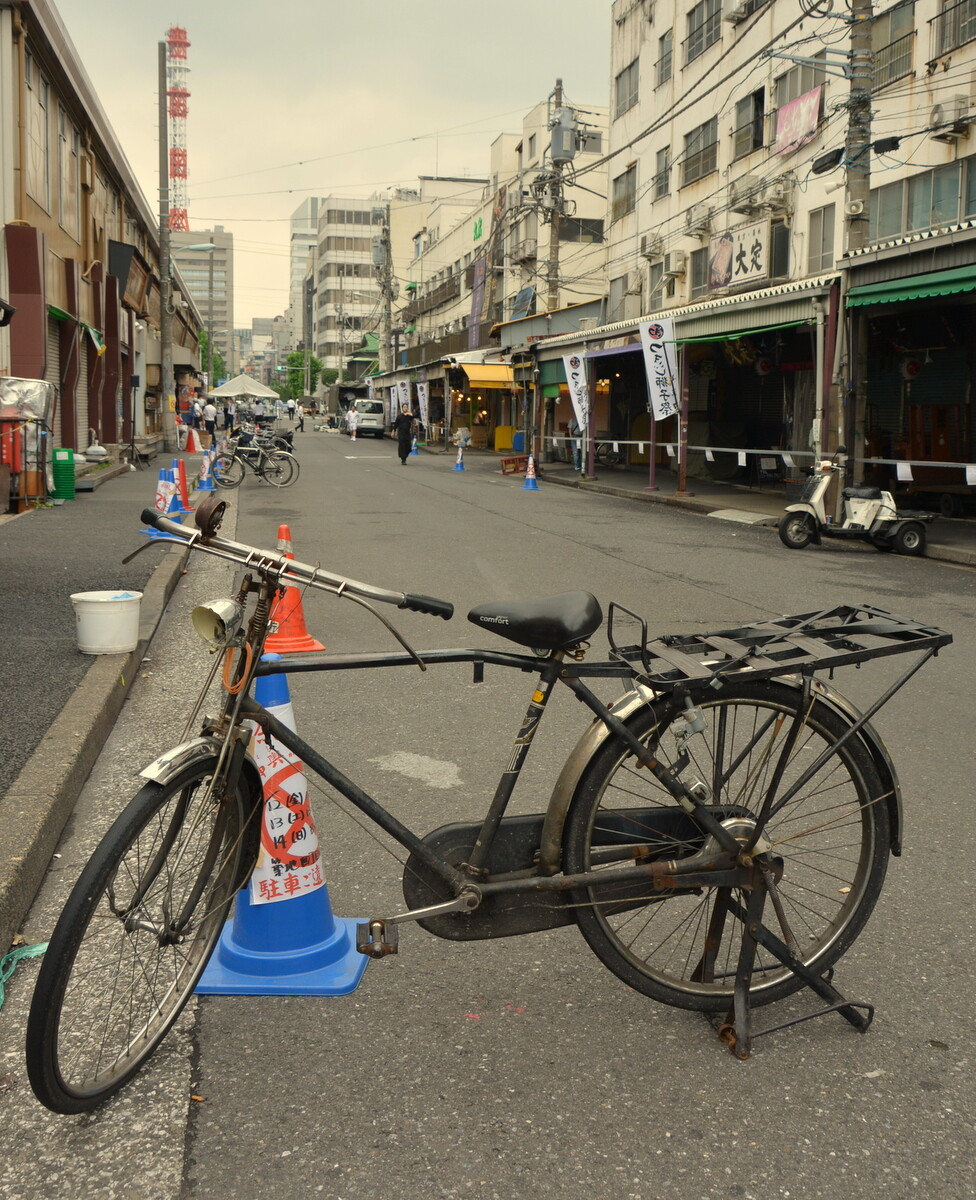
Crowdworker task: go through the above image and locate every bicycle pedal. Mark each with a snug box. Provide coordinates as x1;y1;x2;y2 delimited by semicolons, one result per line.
356;919;399;958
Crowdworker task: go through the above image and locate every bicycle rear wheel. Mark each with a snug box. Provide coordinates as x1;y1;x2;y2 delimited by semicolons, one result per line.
261;450;298;487
212;453;244;488
26;759;258;1114
564;680;889;1012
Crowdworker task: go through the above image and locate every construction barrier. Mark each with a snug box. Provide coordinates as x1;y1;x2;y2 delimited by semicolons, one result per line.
501;455;529;476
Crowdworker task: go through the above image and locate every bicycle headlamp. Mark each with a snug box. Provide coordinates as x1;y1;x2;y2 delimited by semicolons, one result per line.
191;599;245;649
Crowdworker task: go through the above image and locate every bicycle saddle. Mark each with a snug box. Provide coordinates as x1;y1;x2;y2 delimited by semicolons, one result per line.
467;591;603;650
842;486;882;500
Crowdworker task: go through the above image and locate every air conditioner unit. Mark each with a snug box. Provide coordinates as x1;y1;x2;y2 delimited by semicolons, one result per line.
640;234;664;259
663;250;687;278
512;238;538;263
724;1;750;23
686;204;711;235
729;174;762;214
930;97;972;142
764;181;792;208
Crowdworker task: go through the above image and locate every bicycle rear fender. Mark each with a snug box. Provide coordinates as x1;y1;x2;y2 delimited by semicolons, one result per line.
138;735;263;807
537;677;903;874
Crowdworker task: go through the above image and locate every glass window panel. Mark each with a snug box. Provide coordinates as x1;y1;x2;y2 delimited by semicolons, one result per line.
908;173;933;230
931;162;960;225
874;181;903;239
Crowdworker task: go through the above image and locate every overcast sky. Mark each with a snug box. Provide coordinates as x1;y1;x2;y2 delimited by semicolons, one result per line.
54;1;612;327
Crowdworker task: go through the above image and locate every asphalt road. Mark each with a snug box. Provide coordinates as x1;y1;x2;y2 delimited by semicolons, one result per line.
2;431;974;1200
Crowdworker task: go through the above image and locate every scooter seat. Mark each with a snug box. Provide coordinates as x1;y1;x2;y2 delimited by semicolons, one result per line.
842;486;882;501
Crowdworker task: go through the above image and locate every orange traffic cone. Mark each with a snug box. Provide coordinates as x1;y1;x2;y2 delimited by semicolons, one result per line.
185;427;203;453
265;524;326;654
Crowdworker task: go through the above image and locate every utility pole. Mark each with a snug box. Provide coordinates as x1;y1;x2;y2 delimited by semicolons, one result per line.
844;0;874;480
157;41;177;452
374;205;394;374
544;79;565;313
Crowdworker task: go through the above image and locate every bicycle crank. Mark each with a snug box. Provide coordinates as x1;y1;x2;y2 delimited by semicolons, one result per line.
356;887;482;958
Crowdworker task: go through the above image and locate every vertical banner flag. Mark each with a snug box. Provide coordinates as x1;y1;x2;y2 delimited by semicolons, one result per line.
366;377;375;401
397;379;411;409
388;388;397;422
638;319;679;421
562;354;589;432
416;380;429;428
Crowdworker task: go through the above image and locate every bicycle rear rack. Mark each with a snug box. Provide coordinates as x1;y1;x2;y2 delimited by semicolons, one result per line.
608;603;951;688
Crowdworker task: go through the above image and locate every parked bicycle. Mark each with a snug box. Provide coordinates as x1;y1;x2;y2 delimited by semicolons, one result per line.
595;440;624;468
212;436;299;489
25;495;951;1112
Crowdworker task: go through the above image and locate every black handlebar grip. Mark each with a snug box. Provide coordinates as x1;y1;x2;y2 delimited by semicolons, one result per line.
140;508;188;539
141;507;164;528
398;593;454;621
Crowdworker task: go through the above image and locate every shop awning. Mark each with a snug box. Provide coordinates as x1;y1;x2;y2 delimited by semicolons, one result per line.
847;266;976;307
460;363;514;388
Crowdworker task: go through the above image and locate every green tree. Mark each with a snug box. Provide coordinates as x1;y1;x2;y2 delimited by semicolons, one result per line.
285;350;323;399
197;331;226;387
319;367;339;388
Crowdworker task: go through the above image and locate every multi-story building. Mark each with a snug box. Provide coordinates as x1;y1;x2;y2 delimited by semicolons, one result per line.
0;0;203;483
171;226;234;381
532;0;976;501
287;197;321;349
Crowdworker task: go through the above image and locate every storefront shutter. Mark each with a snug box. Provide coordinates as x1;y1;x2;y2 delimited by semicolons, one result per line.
45;316;61;447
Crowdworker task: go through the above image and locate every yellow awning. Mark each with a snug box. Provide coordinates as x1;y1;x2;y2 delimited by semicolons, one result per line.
460;363;514;389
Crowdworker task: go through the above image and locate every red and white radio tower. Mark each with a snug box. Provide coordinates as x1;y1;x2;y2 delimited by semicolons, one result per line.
165;25;191;232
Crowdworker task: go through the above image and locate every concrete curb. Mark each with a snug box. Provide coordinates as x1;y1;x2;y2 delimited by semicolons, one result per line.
0;538;190;954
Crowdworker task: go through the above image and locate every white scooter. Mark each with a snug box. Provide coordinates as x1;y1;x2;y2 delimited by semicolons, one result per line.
778;446;934;557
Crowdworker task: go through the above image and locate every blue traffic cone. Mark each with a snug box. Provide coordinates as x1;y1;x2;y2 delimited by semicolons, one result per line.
452;446;466;471
410;436;419;456
521;453;540;491
196;660;368;996
141;470;189;539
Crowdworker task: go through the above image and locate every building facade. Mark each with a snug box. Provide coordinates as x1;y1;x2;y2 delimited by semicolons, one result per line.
171;226;235;381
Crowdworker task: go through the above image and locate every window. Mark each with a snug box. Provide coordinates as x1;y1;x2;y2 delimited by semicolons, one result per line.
611;165;637;221
58;107;80;240
25;53;50;211
689;247;709;299
654;146;671;199
615;58;640;118
873;3;914;89
580;130;603;154
774;52;826;107
733;89;765;159
528;134;537;161
808;205;836;273
608;273;630;321
685;0;721;64
936;0;976;55
648;261;676;310
557;216;604;242
656;30;673;86
682;118;718;185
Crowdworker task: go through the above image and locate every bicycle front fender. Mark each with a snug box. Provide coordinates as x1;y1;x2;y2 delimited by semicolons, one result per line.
138;736;263;808
537;676;903;874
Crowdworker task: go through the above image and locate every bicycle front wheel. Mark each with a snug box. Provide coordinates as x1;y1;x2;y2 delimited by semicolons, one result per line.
212;453;244;488
261;451;298;487
26;759;258;1114
564;680;889;1012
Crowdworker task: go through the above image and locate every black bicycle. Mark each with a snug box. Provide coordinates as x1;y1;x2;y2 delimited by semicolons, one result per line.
25;495;951;1112
212;436;299;488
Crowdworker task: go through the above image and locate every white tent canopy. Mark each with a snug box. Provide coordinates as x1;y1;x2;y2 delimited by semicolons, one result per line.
209;374;279;398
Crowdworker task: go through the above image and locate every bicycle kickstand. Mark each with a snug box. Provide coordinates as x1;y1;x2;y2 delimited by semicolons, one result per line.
717;865;875;1059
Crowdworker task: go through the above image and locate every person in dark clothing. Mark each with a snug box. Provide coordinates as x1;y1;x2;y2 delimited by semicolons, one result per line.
393;404;417;464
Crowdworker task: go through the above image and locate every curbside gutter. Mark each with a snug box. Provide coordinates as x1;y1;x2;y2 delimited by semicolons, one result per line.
0;539;190;955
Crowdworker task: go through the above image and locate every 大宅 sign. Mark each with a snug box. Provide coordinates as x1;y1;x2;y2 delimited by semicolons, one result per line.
708;219;770;290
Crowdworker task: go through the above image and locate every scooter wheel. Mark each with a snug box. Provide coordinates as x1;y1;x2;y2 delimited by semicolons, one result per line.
893;521;926;557
778;512;814;549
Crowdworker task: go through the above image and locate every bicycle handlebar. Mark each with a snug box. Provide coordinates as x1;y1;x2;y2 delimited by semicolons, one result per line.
140;507;454;620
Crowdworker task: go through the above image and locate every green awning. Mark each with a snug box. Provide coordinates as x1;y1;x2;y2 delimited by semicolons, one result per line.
847;266;976;307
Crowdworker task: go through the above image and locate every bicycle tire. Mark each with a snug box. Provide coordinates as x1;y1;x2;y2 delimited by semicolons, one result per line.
261;451;297;487
563;680;889;1012
26;759;258;1114
212;453;244;489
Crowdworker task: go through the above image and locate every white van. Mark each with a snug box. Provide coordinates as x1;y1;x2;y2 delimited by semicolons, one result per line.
349;399;387;439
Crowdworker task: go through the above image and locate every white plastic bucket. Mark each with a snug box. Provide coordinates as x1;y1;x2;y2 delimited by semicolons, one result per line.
70;590;143;654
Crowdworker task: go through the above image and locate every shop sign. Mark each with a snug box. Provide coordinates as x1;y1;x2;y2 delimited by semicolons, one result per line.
637;319;679;421
776;87;821;156
416;380;429;426
398;379;411;408
562;353;589;430
708;219;769;289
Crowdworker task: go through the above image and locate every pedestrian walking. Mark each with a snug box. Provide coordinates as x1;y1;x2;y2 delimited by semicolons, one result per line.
346;403;358;442
287;397;296;422
225;399;236;430
203;399;218;448
296;405;305;433
253;399;265;427
192;398;203;429
393;404;417;465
